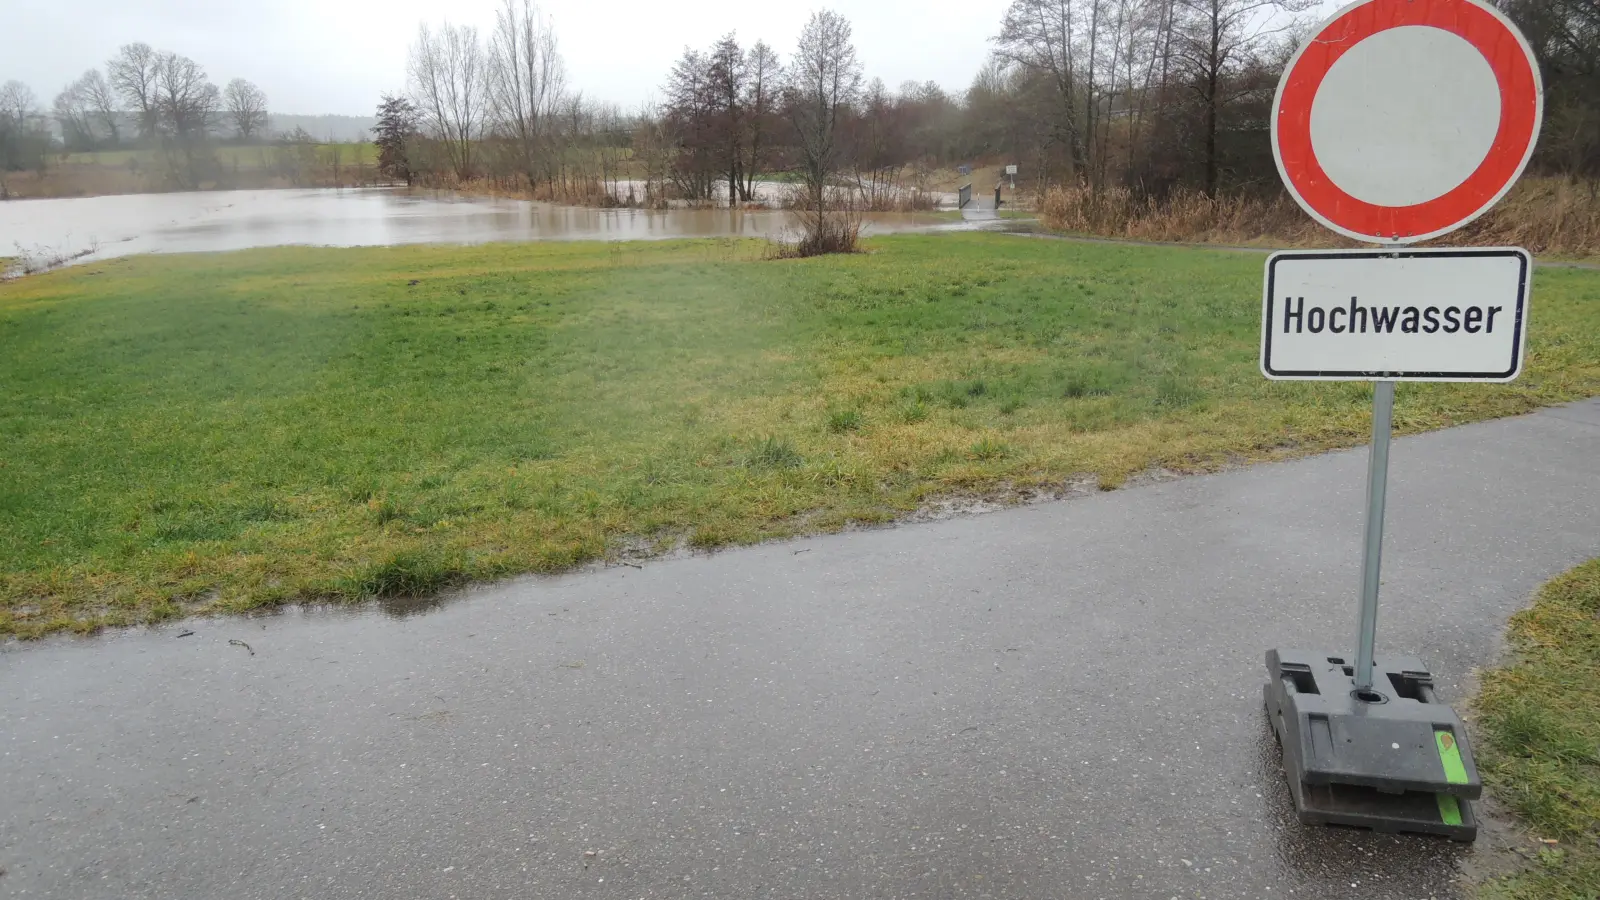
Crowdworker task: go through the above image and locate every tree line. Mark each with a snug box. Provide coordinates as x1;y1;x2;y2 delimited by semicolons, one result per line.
382;1;924;218
7;0;1595;205
1;44;271;186
984;0;1597;199
373;0;627;204
1502;0;1600;185
381;0;1598;213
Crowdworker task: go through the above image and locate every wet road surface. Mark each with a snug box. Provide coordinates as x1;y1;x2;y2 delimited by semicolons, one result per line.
3;400;1598;899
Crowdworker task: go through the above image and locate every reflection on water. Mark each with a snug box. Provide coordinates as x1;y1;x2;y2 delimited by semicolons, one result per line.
377;591;454;620
0;187;968;266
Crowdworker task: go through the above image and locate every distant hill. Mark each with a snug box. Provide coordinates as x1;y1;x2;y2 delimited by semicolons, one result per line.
269;114;379;143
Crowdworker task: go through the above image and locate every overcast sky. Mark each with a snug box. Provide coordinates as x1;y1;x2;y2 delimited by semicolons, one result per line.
13;0;1009;115
12;0;1344;116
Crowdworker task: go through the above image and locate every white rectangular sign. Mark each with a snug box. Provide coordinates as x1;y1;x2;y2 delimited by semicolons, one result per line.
1261;248;1530;382
1005;164;1018;175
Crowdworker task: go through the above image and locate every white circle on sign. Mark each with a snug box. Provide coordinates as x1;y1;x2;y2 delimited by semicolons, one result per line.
1309;25;1502;208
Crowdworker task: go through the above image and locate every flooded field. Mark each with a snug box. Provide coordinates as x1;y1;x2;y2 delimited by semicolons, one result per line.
0;187;968;268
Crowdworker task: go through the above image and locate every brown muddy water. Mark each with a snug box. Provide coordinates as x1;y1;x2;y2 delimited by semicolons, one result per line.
0;187;976;269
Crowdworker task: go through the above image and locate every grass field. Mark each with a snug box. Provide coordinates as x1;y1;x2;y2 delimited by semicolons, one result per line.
2;233;1598;637
3;143;385;199
59;143;377;169
1475;559;1600;898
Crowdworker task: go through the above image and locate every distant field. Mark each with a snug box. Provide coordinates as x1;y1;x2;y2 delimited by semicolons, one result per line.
0;143;385;198
2;233;1597;637
60;143;378;169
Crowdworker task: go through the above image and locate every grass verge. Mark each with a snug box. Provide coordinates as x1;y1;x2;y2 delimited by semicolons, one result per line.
2;234;1598;637
1475;559;1600;899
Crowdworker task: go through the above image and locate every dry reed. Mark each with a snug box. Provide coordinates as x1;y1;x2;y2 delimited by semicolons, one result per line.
1038;177;1600;258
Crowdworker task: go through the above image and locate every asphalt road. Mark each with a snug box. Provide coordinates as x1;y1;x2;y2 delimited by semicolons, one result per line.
4;400;1598;900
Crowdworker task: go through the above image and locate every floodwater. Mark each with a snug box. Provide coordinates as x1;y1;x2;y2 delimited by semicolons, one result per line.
0;187;969;267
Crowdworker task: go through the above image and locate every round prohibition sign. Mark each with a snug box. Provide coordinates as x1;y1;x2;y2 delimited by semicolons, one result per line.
1271;0;1543;244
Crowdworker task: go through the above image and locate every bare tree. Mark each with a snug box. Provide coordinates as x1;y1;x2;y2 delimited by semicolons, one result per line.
661;36;776;205
108;42;162;141
742;40;782;200
1122;0;1172;183
995;0;1088;182
154;52;220;139
409;22;487;181
707;33;747;205
54;78;96;151
80;69;121;146
0;81;37;130
787;9;863;213
850;78;914;208
554;90;590;194
55;70;128;150
0;81;49;175
1501;0;1600;185
631;99;674;207
1171;0;1312;195
987;0;1309;195
589;101;629;199
224;78;270;142
487;0;566;190
664;48;719;200
901;80;962;165
153;51;221;187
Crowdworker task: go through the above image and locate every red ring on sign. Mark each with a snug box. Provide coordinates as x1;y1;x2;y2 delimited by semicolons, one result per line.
1275;0;1540;241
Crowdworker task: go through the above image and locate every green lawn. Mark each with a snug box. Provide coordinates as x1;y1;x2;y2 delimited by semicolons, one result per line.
1476;560;1600;899
2;234;1598;637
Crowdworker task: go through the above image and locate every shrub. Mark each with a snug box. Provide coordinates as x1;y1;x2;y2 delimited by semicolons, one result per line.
827;409;864;433
745;435;804;469
969;436;1009;460
348;550;459;598
770;208;862;258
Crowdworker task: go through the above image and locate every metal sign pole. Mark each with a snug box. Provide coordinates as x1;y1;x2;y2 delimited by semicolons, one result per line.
1352;239;1408;694
1353;379;1395;693
1258;0;1541;840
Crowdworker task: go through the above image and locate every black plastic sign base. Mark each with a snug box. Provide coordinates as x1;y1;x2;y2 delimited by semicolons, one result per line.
1265;649;1480;841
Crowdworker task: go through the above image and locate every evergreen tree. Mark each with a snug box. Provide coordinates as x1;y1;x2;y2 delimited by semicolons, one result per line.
373;94;419;185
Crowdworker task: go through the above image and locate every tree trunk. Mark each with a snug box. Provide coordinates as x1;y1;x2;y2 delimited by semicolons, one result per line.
1204;88;1218;198
1204;6;1221;198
